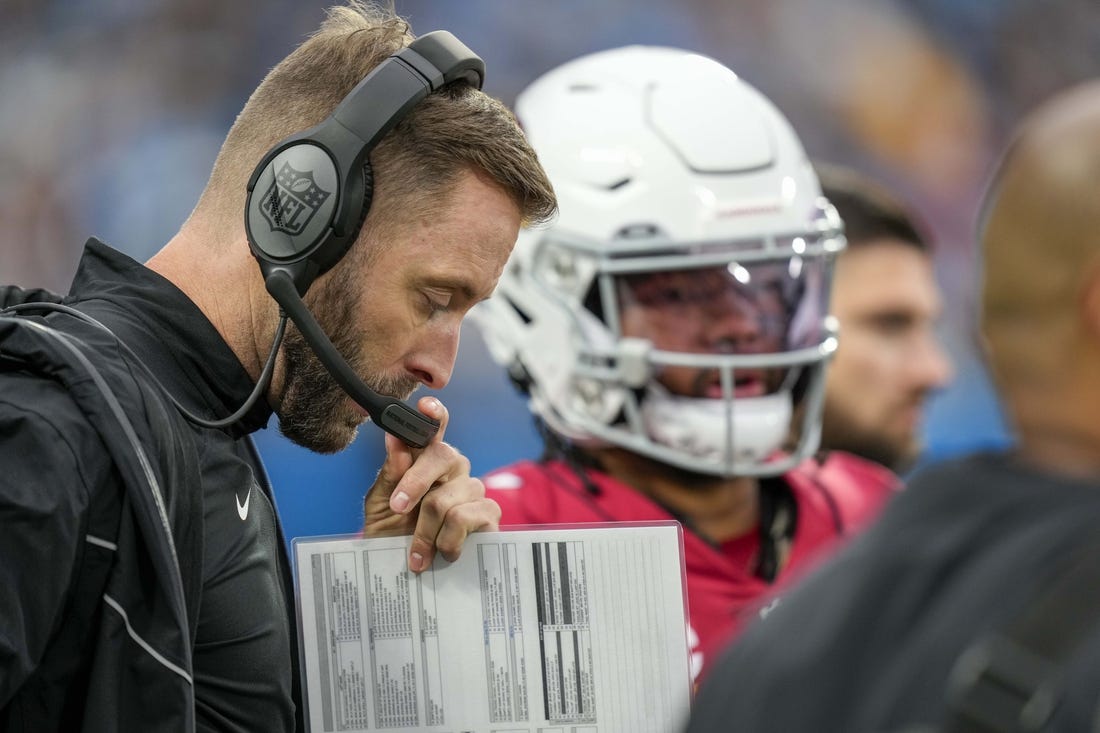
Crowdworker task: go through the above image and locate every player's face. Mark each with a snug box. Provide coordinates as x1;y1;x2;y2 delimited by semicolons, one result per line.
276;169;521;453
616;263;791;399
822;240;953;471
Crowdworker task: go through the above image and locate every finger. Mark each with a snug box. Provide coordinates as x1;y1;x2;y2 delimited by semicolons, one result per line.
406;477;491;572
363;429;413;526
434;497;501;563
376;433;413;496
418;396;450;442
389;397;451;514
392;442;470;516
381;432;416;513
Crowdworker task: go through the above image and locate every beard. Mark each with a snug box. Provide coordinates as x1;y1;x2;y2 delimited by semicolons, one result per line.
818;405;921;474
276;267;420;454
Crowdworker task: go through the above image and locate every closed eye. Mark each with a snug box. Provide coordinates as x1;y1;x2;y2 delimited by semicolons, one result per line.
869;311;917;335
422;288;453;315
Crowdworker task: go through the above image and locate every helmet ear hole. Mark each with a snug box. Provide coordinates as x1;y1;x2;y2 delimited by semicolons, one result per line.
506;359;533;395
582;281;606;323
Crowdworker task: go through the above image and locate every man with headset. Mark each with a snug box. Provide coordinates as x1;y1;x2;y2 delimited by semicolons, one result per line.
0;3;554;732
470;46;898;685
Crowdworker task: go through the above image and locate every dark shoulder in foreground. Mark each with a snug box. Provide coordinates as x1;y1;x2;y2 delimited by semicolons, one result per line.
687;451;1100;733
0;284;64;309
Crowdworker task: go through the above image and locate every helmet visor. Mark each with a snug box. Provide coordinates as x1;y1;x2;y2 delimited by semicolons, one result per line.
614;253;829;355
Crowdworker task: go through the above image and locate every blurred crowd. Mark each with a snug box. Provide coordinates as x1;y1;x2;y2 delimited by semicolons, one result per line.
3;0;1098;540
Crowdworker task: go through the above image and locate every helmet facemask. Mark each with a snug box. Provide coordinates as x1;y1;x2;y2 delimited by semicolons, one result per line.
518;220;840;477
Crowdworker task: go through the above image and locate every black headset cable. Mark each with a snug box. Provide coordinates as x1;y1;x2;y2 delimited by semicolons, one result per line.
1;301;286;430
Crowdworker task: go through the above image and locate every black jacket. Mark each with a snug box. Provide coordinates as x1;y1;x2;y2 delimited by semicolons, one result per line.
687;452;1100;733
0;240;302;732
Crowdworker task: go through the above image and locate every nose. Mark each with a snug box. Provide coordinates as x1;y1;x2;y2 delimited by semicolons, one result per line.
410;321;461;389
912;330;954;391
703;294;765;351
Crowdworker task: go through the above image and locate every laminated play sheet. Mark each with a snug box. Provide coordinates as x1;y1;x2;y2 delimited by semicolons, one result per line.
293;522;691;733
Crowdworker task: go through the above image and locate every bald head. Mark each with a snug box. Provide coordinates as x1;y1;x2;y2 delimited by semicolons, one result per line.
981;81;1100;393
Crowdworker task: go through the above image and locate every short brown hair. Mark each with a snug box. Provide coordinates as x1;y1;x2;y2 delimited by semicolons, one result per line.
815;162;930;253
195;1;555;240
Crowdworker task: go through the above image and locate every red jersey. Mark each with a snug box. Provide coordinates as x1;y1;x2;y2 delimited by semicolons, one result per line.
482;452;898;684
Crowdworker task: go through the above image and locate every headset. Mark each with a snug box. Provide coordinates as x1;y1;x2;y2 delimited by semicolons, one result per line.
244;30;485;448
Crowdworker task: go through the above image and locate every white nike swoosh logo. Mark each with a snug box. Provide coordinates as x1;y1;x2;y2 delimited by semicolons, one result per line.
236;487;251;521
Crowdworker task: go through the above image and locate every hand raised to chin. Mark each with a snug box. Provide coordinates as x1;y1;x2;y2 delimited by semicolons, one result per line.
362;396;501;572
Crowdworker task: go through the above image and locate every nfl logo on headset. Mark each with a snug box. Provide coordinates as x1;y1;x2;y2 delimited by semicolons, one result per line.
260;162;332;236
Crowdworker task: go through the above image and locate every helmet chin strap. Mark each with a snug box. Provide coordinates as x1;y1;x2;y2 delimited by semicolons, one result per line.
639;383;793;472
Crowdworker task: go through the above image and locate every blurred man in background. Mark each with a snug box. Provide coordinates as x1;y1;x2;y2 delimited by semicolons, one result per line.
814;164;954;473
470;46;898;685
687;80;1100;733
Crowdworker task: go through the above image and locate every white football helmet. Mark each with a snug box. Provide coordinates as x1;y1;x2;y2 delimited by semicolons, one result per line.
472;46;844;477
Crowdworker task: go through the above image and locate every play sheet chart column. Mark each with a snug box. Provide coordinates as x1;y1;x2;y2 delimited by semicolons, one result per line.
478;542;529;725
532;540;595;726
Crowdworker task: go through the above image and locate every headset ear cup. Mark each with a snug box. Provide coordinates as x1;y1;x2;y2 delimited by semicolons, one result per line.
329;162;374;273
356;162;375;239
302;161;374;279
